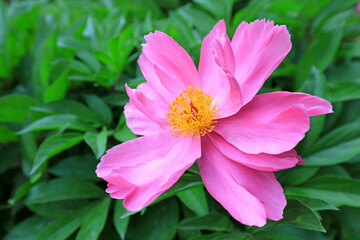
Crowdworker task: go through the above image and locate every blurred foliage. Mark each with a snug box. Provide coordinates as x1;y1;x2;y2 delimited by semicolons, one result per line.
1;0;360;239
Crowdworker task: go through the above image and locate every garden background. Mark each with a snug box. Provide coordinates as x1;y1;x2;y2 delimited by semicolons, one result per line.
1;0;360;239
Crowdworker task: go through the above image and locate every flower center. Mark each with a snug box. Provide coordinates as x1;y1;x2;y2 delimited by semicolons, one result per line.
167;86;220;139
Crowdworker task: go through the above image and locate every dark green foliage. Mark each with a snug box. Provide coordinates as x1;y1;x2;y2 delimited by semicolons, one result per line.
1;0;360;239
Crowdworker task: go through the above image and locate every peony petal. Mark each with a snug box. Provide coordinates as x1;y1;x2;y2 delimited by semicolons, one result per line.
198;136;286;226
215;104;310;155
276;149;304;164
199;20;242;118
125;83;169;128
214;90;331;154
239;91;333;117
124;102;167;136
140;31;200;100
96;132;201;211
138;54;174;103
208;132;299;171
231;19;292;105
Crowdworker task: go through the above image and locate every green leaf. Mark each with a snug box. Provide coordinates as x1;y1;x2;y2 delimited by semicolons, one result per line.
0;144;20;174
318;165;351;178
337;42;360;58
35;202;96;240
31;99;101;123
48;155;98;180
6;0;46;17
27;200;90;219
84;128;109;159
285;175;360;207
187;162;200;175
30;15;57;99
295;26;343;89
317;9;353;33
189;232;249;240
25;178;105;204
113;123;137;142
57;36;91;52
104;93;129;107
83;94;112;126
30;132;84;174
76;198;111;240
286;195;338;211
329;81;360;103
114;200;130;240
177;6;215;36
0;124;18;142
126;198;179;240
177;186;208;216
9;181;34;204
304;120;360;166
77;51;101;73
231;0;269;30
311;0;358;33
280;199;326;232
43;59;69;103
332;207;360;240
0;94;37;123
94;51;117;72
189;232;247;240
314;120;360;151
327;61;360;83
194;0;234;23
265;224;327;240
69;59;93;74
4;215;51;240
83;15;97;44
178;212;234;232
335;100;360;127
22;144;36;177
304;137;360;166
0;0;7;50
110;26;135;75
280;167;319;186
18;114;93;134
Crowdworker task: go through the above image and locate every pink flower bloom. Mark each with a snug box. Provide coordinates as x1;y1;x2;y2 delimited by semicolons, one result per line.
96;19;332;226
357;2;360;12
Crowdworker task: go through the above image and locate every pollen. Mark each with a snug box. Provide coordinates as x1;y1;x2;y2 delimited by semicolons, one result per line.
167;86;220;139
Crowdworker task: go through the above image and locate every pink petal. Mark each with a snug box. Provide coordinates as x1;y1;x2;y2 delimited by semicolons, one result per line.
138;54;173;103
96;132;201;211
140;31;200;101
198;136;286;226
215;103;310;155
208;132;299;171
105;178;136;199
124;102;167;136
125;83;169;128
277;149;305;165
297;159;306;165
240;91;333;117
231;19;292;105
199;20;242;118
214;90;331;155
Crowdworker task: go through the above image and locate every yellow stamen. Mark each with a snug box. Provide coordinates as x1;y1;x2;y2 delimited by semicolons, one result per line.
167;86;220;139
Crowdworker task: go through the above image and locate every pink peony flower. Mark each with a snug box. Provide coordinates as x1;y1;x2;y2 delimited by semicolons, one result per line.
96;19;332;226
357;2;360;12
